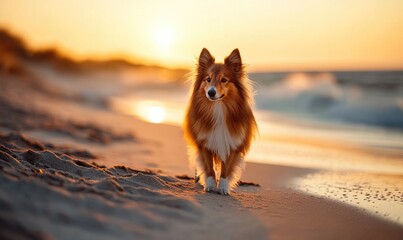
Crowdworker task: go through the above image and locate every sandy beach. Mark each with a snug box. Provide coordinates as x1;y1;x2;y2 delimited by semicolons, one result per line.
1;29;403;240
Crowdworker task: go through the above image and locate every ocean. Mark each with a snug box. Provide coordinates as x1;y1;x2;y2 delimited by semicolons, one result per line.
251;71;403;129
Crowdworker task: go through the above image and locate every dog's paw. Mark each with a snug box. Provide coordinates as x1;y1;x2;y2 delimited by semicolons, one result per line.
217;178;230;195
204;176;217;193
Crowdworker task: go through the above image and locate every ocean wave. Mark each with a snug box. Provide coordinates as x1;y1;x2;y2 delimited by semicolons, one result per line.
254;72;403;129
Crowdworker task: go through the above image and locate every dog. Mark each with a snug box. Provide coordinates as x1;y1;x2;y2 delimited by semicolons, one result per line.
184;48;257;195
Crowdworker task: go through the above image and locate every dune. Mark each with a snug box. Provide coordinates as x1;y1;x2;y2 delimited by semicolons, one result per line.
1;29;403;239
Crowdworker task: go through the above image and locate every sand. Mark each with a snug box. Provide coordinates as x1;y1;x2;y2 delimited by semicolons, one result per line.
1;33;403;239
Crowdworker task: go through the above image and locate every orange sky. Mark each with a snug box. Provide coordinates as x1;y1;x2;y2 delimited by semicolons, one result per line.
1;0;403;71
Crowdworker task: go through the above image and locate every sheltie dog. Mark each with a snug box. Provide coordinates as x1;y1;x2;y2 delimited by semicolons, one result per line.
184;48;257;195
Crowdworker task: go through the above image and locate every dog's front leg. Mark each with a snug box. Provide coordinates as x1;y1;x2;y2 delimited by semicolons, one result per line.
218;151;243;195
200;147;216;192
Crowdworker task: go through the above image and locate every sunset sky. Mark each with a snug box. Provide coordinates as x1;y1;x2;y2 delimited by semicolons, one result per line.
1;0;402;71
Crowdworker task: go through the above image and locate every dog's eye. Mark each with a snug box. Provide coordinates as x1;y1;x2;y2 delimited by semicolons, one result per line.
221;78;228;83
206;77;211;82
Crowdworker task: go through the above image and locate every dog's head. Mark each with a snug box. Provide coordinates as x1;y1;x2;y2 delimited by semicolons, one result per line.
196;48;244;101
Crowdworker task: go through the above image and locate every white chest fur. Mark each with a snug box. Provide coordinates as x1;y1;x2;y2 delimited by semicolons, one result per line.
199;103;244;162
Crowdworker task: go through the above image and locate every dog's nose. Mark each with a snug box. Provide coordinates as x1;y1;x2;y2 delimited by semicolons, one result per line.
208;89;216;97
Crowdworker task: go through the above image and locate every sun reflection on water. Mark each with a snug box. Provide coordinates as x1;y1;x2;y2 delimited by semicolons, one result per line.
134;101;166;124
109;97;185;125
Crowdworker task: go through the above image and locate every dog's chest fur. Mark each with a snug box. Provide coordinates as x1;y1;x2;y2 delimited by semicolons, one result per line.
198;103;244;162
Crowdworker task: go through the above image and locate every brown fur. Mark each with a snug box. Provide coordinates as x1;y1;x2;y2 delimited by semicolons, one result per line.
184;48;257;194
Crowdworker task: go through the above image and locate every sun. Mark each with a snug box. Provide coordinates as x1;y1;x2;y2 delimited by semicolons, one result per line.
152;25;176;51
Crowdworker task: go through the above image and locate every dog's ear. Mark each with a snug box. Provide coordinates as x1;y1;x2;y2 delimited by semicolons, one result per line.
225;48;242;72
198;48;215;71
